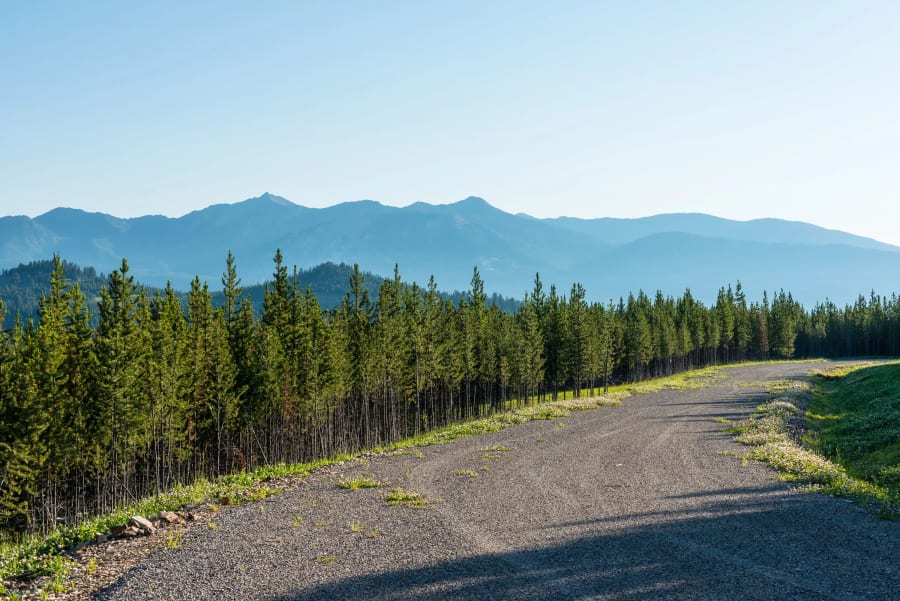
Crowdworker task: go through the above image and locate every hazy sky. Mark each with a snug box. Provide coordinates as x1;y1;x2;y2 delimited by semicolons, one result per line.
2;2;899;244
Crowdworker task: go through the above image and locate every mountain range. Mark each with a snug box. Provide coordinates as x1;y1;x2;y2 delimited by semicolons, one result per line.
3;193;899;306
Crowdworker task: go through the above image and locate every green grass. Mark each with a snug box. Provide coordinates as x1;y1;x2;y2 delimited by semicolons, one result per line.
378;392;625;452
336;474;381;490
384;488;429;508
165;527;184;549
806;362;900;498
480;445;512;452
348;521;366;532
453;469;479;478
628;366;728;393
726;363;899;518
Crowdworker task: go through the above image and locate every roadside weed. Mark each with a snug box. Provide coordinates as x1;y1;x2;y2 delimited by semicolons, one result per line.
384;488;429;508
453;469;479;478
166;528;184;549
480;445;512;452
337;475;381;490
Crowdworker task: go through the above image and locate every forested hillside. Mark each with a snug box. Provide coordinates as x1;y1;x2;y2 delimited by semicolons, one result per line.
1;260;518;329
0;260;108;328
1;252;899;535
0;259;384;329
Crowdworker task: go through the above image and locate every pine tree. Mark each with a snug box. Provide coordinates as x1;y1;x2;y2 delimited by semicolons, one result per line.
259;250;299;460
93;259;151;510
421;276;450;427
750;292;770;360
769;290;798;358
31;256;85;524
0;316;47;530
148;284;188;491
187;277;240;475
624;293;653;381
461;267;489;413
733;282;751;361
0;299;29;526
543;285;563;399
651;291;677;377
232;297;260;434
516;291;544;404
596;301;616;393
716;286;735;363
565;283;589;397
207;307;239;474
343;263;373;446
221;250;243;332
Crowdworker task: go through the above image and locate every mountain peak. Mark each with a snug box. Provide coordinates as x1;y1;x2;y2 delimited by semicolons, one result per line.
443;196;497;213
456;196;490;207
251;192;294;207
40;206;90;218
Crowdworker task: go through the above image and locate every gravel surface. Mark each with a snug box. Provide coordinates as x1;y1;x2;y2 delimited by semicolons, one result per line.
97;362;899;600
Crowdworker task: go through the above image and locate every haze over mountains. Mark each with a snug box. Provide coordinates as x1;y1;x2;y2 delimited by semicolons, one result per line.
3;193;899;306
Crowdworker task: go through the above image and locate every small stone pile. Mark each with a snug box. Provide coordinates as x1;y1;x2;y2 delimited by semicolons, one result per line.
98;509;197;543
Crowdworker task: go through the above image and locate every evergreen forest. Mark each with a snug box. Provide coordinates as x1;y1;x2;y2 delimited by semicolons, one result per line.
0;259;518;330
2;252;899;535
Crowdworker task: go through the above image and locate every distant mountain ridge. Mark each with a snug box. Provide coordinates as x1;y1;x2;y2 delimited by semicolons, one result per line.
544;212;898;251
2;193;899;306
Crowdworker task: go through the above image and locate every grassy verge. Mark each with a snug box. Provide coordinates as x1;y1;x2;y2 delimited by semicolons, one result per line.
0;363;734;589
386;367;739;451
378;394;624;451
805;362;900;503
725;363;899;518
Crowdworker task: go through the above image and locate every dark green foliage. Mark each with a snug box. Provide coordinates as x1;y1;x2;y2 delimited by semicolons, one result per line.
0;259;106;328
2;250;900;537
0;305;46;529
3;259;520;329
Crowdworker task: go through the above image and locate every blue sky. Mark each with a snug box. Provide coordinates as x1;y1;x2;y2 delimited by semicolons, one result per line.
2;1;899;244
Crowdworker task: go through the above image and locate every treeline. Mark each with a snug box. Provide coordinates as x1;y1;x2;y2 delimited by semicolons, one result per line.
0;260;520;329
1;252;899;535
0;259;383;329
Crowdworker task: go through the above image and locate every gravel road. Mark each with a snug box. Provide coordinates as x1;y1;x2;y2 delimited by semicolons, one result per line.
98;362;900;600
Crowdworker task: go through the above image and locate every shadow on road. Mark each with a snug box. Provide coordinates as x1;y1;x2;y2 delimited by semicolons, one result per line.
268;493;898;601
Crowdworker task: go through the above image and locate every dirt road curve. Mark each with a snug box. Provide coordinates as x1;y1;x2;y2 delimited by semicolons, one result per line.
99;362;899;600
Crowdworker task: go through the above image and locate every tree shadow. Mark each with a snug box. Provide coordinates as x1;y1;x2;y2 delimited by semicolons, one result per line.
269;493;899;601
